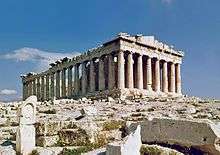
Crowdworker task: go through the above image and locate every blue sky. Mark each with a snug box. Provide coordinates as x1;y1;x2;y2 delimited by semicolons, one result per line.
0;0;220;101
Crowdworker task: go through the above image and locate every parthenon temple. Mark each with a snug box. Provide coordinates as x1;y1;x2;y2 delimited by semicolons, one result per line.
21;33;184;101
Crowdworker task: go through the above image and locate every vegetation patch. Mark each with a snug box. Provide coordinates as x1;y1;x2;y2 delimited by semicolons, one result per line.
29;149;39;155
39;109;56;114
140;145;163;155
102;120;125;131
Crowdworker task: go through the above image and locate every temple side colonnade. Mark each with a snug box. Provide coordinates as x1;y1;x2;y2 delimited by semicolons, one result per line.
21;33;184;101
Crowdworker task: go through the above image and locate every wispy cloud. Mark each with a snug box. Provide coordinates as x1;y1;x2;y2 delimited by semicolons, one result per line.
161;0;173;5
0;89;17;95
1;47;80;72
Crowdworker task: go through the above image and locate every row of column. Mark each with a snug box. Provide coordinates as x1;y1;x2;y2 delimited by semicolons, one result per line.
118;51;181;94
23;50;182;101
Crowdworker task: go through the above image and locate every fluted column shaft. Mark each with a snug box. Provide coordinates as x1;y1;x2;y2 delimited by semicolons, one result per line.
41;76;45;101
33;80;36;95
74;64;80;95
137;54;143;89
37;77;41;100
61;68;67;98
50;73;55;99
23;82;27;100
81;62;88;95
68;66;73;97
29;81;33;96
127;52;133;88
170;63;175;93
176;63;181;94
146;57;152;91
117;51;125;89
162;61;168;93
89;60;96;92
98;58;105;91
108;54;115;90
56;71;61;99
46;74;50;100
155;59;160;92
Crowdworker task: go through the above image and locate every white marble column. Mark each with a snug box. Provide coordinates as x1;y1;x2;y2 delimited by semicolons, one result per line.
37;77;41;100
170;63;175;93
127;52;134;88
108;54;115;90
23;82;28;100
74;64;80;95
155;58;160;92
81;62;88;95
137;54;143;89
41;76;45;101
146;57;152;91
99;57;105;91
89;60;96;92
68;66;73;97
50;73;55;99
176;63;182;94
56;70;61;99
162;61;168;93
46;74;50;100
117;51;125;89
29;81;33;96
61;68;67;98
33;79;36;96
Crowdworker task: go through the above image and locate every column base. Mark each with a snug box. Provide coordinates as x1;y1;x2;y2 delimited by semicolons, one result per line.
69;88;182;100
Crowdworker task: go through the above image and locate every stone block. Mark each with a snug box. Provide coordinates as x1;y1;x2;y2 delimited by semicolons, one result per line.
106;125;141;155
36;121;61;136
130;118;220;155
0;146;16;155
16;125;35;155
36;135;59;147
58;128;90;146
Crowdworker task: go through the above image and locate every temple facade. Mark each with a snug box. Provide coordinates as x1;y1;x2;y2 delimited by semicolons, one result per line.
21;33;184;101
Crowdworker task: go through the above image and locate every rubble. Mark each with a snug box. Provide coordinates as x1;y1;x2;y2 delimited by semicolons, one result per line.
1;96;220;155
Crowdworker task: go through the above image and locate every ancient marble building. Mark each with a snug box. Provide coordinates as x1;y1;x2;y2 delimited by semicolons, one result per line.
21;33;184;101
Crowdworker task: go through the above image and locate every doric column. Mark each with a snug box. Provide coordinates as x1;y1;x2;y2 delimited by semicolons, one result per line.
74;64;80;95
61;68;67;98
137;54;143;89
50;73;55;99
29;81;33;96
89;60;96;92
176;63;182;94
127;52;134;88
170;63;175;93
56;70;61;99
162;61;168;93
23;82;27;100
81;62;88;95
33;79;36;96
99;57;105;91
41;76;45;101
155;58;160;92
108;54;115;90
46;74;50;100
37;77;41;100
117;51;125;89
68;66;73;97
146;57;152;91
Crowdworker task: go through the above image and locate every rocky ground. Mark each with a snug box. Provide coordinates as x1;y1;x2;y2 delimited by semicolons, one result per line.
0;96;220;155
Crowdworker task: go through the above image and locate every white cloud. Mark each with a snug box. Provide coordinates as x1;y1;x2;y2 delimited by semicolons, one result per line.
0;89;17;95
2;47;80;72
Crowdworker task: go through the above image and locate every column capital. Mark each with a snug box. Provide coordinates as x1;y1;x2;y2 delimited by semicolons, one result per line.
68;65;73;69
